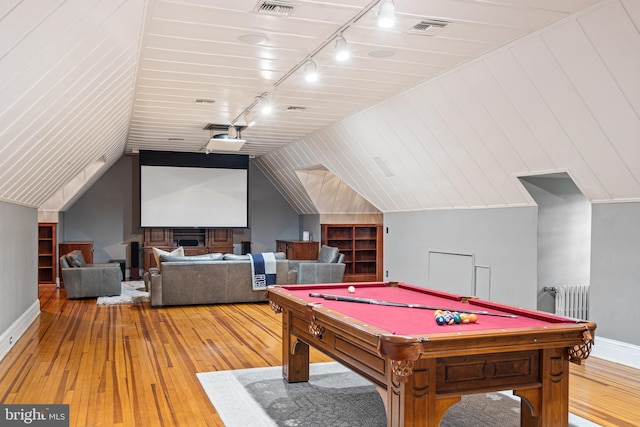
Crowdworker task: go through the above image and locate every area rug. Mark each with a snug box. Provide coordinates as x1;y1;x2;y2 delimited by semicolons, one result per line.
96;281;149;305
197;362;601;427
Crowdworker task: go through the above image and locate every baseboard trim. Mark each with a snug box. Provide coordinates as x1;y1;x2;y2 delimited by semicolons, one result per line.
0;299;40;362
590;336;640;370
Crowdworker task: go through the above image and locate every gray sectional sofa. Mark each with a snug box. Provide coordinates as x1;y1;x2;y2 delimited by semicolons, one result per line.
148;252;293;307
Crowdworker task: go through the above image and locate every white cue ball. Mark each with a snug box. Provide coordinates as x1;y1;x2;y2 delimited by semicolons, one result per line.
347;286;356;293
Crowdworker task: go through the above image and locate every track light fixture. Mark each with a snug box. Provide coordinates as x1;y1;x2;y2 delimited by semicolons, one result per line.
244;111;256;127
377;0;396;29
334;35;349;61
229;2;395;130
259;96;272;114
227;125;238;139
304;60;319;82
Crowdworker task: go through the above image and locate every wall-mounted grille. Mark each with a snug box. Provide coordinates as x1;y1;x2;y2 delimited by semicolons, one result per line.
408;19;449;36
255;0;296;17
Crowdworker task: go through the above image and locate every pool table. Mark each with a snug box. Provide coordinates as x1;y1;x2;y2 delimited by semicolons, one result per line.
266;281;596;427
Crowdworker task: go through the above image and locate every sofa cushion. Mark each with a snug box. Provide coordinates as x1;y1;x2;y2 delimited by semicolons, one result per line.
159;253;223;263
317;245;339;263
153;246;184;267
223;254;250;260
66;250;86;267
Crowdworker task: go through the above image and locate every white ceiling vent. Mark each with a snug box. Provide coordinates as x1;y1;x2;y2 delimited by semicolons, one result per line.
194;98;215;104
408;20;450;36
286;106;307;111
254;0;297;17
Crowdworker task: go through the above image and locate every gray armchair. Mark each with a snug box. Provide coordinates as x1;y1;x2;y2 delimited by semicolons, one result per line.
60;250;122;299
288;245;346;284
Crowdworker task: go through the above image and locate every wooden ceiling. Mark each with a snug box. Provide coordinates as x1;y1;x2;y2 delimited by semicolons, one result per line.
3;0;637;214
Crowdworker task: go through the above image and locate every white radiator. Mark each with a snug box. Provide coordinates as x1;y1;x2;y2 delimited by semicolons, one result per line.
553;284;590;320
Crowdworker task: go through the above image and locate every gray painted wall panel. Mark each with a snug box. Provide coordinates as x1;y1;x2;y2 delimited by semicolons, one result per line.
0;201;38;333
384;207;538;309
591;202;640;344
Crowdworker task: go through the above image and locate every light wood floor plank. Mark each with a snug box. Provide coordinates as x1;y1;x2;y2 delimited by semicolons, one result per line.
0;284;638;426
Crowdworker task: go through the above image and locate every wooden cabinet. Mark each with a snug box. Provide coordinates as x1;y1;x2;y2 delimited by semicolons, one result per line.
322;224;383;282
143;228;233;271
38;223;57;284
276;240;319;260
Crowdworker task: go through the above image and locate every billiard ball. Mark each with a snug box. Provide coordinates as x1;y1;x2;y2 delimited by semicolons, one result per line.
347;286;356;293
435;315;446;325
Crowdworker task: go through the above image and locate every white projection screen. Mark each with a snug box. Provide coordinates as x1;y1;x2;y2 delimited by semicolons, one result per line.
140;165;248;228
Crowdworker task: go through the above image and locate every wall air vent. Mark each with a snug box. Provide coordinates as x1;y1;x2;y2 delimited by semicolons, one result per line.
408;19;450;36
254;0;297;17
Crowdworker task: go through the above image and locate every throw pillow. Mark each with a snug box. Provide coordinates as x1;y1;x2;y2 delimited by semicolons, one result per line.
159;253;223;263
66;250;86;267
317;245;339;263
153;246;184;267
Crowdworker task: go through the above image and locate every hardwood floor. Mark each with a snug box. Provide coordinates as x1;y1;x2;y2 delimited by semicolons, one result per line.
0;284;638;426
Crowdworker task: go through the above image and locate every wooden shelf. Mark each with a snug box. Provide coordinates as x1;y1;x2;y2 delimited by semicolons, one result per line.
322;224;383;282
38;223;57;284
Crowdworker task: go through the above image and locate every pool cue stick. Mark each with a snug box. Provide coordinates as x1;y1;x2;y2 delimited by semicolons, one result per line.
308;293;518;318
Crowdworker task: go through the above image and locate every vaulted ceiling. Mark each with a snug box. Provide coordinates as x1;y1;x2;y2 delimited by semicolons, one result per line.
1;0;638;215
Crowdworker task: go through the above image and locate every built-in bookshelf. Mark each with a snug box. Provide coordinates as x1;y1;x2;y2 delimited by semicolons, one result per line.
38;223;57;284
322;224;383;282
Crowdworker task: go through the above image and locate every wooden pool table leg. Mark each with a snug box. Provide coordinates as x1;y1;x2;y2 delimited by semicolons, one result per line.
281;310;310;383
516;347;570;427
385;358;458;427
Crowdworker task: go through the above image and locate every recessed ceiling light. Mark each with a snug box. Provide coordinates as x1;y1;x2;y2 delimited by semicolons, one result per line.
238;34;269;45
368;49;396;58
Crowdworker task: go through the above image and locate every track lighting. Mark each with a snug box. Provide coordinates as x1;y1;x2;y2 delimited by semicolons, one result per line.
244;111;256;127
259;96;272;114
377;0;396;29
334;35;349;61
304;60;319;82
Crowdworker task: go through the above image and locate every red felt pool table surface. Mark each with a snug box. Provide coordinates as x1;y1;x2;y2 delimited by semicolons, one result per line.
266;281;596;427
281;282;575;336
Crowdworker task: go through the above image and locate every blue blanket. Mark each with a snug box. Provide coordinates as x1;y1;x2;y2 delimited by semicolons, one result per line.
248;252;277;290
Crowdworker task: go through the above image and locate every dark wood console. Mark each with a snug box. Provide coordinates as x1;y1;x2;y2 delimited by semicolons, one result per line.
276;240;319;260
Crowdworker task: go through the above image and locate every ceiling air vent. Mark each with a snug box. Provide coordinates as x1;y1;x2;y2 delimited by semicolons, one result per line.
286;106;307;111
194;98;215;104
254;0;297;17
408;19;449;36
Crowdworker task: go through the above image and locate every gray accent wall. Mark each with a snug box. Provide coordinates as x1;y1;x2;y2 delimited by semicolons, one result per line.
591;202;640;345
0;201;38;336
62;156;136;263
248;162;300;253
384;207;538;309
